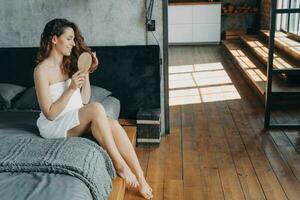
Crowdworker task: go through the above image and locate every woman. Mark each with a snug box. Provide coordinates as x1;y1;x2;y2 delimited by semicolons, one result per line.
34;18;153;199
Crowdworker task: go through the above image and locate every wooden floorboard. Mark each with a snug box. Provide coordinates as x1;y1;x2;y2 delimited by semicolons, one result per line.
223;59;294;199
223;48;300;199
223;51;300;199
124;45;300;200
207;103;246;200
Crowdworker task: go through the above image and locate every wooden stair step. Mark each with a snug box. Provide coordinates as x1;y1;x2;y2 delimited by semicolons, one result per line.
223;40;266;100
108;126;136;200
241;35;300;71
222;40;300;102
260;29;287;38
241;35;300;84
260;30;300;61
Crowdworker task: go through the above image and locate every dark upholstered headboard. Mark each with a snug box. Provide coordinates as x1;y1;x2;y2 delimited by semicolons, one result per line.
0;45;160;119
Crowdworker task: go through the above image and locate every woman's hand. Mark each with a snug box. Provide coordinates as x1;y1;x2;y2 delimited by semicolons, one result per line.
89;52;99;73
69;70;86;90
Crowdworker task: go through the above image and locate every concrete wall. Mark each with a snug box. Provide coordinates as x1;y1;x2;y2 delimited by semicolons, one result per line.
0;0;166;133
0;0;162;47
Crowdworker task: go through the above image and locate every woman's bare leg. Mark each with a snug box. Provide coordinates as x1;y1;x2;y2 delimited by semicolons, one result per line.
67;103;138;187
108;118;153;199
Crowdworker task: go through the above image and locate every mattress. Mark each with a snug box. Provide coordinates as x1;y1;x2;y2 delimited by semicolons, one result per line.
0;111;93;200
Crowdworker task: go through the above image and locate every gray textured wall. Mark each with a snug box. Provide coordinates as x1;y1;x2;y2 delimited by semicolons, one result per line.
0;0;166;133
0;0;162;47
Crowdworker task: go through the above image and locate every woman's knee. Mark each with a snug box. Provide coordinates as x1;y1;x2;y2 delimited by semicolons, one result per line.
89;102;106;117
108;117;118;128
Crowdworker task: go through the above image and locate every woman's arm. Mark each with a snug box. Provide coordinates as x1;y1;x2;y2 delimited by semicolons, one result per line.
34;66;85;121
80;73;91;104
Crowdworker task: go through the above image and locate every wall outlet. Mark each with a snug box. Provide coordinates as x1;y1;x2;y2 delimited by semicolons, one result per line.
147;19;155;31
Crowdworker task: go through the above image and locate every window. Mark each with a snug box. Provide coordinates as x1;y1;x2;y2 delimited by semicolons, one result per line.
277;0;300;35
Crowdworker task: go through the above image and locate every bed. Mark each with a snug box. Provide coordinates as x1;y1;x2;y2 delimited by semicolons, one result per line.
0;110;116;200
0;89;120;200
0;45;160;200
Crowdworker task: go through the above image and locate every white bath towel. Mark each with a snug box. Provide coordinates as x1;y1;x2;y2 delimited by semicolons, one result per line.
37;79;83;138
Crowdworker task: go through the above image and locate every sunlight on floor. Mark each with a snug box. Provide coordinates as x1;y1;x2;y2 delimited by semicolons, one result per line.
169;62;241;106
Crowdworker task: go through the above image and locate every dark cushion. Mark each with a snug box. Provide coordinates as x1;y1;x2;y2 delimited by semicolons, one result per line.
13;87;39;110
0;83;26;109
0;95;6;109
89;85;112;103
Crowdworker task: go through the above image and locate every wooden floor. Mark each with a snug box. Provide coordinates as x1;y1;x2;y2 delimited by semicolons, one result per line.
124;45;300;200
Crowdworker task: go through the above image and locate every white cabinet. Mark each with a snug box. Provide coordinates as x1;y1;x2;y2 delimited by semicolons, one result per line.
192;24;220;42
168;3;221;44
169;6;193;25
192;5;221;24
169;24;193;43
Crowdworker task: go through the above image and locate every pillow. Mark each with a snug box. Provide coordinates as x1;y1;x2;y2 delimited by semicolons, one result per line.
89;85;112;103
13;85;112;110
13;87;40;110
0;83;26;109
0;95;7;110
101;96;120;120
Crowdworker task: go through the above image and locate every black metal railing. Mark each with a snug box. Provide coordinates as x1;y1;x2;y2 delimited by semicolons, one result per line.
264;0;300;128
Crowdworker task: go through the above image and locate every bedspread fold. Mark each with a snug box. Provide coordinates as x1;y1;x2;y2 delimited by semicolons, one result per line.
0;135;116;200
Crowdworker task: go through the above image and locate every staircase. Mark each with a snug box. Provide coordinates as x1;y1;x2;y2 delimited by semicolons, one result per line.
260;30;300;61
222;31;300;102
108;126;136;200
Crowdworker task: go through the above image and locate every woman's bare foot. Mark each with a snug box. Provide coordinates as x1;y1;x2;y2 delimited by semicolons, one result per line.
116;164;139;188
138;177;153;199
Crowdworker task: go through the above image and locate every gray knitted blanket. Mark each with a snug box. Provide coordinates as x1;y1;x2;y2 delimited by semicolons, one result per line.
0;135;116;200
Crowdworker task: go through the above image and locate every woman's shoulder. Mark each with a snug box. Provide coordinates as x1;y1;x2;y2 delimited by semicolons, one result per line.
34;60;50;74
34;61;50;82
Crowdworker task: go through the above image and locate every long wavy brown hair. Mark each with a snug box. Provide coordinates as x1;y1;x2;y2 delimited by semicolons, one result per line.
36;18;97;77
